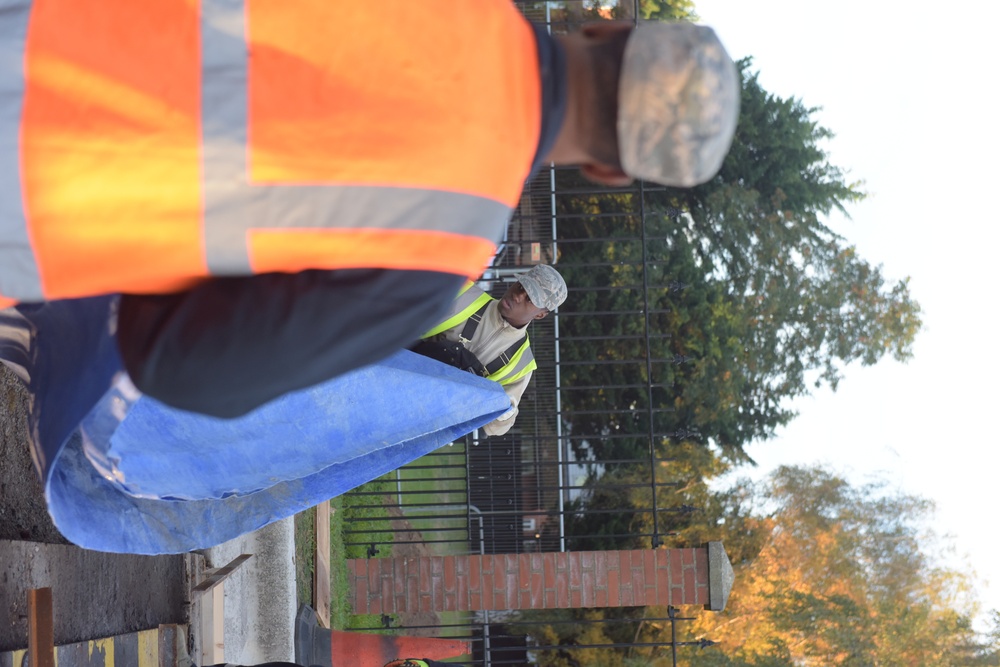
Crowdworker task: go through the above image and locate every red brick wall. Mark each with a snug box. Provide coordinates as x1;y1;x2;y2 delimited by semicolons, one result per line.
348;548;711;614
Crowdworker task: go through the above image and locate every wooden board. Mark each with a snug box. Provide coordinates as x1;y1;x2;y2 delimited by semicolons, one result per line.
192;554;253;593
27;588;55;667
199;585;225;665
313;502;332;628
195;553;252;666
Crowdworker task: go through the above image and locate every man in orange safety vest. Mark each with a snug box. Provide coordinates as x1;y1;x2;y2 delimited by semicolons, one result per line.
0;1;738;416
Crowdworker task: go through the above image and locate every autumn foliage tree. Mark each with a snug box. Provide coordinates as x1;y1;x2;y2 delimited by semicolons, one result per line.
687;466;1000;666
528;466;999;667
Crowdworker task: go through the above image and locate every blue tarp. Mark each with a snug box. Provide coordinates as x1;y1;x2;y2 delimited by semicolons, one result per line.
0;297;508;554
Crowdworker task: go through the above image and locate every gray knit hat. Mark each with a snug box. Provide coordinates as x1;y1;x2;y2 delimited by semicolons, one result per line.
618;21;740;187
517;265;567;311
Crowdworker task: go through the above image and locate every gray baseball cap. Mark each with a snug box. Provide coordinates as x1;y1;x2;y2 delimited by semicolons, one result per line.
517;264;567;311
618;22;740;187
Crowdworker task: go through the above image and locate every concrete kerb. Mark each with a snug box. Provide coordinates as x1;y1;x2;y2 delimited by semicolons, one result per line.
190;517;298;666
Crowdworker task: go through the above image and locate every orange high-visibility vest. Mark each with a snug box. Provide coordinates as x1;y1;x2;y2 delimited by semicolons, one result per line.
0;0;542;309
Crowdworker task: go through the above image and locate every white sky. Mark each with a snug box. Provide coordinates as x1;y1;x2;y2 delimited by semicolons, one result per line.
694;0;1000;623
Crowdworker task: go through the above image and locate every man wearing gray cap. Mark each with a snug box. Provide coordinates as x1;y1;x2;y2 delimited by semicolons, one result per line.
19;8;739;417
546;20;739;188
416;265;568;437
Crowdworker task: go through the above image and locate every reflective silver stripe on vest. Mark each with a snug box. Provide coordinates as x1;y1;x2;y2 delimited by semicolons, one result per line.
201;0;252;274
451;285;489;320
496;342;534;385
0;0;43;301
200;1;509;276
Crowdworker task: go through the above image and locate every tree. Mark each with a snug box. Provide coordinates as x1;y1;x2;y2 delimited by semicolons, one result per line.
535;44;927;665
665;59;921;393
516;22;934;667
529;467;1000;667
603;0;697;21
554;58;921;461
689;466;1000;666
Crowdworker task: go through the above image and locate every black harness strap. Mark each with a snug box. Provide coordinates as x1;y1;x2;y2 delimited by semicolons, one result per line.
460;301;529;378
460;301;490;343
483;335;528;377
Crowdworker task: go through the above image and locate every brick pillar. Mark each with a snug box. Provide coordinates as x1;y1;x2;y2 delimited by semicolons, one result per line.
348;543;733;615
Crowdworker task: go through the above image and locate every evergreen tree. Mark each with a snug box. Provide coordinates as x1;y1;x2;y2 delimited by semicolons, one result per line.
554;59;921;462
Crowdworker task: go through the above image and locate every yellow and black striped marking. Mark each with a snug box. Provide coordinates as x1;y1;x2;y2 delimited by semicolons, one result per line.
0;625;184;667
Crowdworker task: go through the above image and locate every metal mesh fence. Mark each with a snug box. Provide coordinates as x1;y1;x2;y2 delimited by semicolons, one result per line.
340;2;718;665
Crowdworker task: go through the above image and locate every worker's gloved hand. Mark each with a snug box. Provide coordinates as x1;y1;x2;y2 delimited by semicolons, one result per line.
496;403;517;422
481;400;518;438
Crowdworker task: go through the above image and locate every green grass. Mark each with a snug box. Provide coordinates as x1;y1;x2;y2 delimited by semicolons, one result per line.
393;444;470;553
293;506;318;605
341;475;396;558
328;496;352;629
295;475;398;629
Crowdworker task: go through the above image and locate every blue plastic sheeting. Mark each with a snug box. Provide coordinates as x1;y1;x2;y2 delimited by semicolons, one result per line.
0;297;509;554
